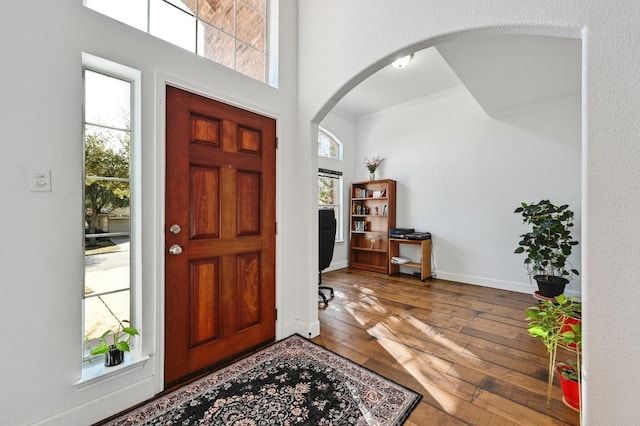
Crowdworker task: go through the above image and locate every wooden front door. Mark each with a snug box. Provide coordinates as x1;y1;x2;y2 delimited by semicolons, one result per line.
164;86;276;386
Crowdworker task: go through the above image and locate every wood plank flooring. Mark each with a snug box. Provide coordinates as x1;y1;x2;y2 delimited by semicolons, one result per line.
312;268;580;426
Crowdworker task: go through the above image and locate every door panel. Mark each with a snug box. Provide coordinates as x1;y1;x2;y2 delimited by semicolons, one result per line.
165;86;276;387
237;171;261;235
189;258;221;347
190;166;221;239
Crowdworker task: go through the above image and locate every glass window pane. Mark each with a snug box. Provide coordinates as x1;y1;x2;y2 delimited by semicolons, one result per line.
318;130;343;160
319;176;337;206
150;0;197;53
85;125;130;179
318;173;343;241
236;42;265;83
85;179;130;234
198;0;235;33
85;0;148;31
85;70;131;129
85;237;130;293
165;0;196;14
318;133;331;158
236;2;265;52
84;291;131;340
198;21;235;69
241;0;267;16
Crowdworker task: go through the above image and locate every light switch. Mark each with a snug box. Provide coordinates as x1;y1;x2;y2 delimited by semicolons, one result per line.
31;169;51;192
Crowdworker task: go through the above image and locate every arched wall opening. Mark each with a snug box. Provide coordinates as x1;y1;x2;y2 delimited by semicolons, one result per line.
308;25;585;413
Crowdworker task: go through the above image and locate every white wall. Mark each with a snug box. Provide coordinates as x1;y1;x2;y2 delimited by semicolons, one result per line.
0;2;300;425
355;88;582;294
298;1;640;424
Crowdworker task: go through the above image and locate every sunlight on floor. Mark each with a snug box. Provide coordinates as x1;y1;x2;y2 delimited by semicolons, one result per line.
339;291;476;412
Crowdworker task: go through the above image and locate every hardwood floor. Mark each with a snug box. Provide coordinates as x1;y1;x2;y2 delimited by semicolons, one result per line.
312;269;580;426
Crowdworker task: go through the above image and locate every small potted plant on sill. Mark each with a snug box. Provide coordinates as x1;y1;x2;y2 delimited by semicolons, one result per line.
525;294;581;408
514;200;580;298
88;320;139;367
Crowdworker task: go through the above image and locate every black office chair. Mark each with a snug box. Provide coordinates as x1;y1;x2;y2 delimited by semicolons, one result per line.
319;209;336;307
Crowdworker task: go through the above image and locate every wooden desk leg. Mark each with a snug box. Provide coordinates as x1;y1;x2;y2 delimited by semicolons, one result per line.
389;240;399;275
421;239;432;281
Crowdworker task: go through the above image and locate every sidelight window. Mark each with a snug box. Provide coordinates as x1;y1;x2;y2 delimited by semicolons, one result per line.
81;54;141;372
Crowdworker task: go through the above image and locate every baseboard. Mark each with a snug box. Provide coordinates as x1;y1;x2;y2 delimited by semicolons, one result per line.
280;319;320;340
434;271;581;297
326;260;348;272
29;376;156;425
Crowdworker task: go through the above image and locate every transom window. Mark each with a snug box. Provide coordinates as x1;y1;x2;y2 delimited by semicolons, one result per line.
318;128;343;160
85;0;269;84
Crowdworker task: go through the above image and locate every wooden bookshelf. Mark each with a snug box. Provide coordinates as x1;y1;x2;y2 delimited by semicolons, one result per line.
349;179;396;273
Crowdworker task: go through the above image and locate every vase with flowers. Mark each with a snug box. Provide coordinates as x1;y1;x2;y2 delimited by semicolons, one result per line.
364;155;384;181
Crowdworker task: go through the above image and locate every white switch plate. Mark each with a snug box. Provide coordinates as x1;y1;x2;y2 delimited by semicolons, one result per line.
31;169;51;192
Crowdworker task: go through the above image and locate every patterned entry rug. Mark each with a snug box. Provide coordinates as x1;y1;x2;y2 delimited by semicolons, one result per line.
103;334;421;425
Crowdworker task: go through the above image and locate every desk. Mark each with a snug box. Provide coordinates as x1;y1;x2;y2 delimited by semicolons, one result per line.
389;238;432;281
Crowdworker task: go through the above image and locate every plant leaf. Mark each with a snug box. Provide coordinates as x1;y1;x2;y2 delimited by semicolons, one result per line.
90;344;109;355
122;327;139;336
115;341;130;352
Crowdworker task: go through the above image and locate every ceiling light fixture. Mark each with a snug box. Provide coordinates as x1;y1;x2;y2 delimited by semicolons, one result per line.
391;54;413;69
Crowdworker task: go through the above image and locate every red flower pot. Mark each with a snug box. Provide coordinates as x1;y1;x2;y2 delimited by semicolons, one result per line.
556;365;580;411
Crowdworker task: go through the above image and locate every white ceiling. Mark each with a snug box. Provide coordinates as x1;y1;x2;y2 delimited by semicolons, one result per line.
332;35;581;120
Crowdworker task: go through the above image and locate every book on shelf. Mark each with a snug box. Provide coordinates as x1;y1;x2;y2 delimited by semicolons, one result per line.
353;220;369;232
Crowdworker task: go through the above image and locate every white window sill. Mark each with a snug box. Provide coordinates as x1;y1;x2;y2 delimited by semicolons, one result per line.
75;352;150;390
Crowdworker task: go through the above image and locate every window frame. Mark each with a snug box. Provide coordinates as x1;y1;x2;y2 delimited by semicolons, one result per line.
318;169;344;242
317;128;345;242
318;128;343;161
80;53;142;382
84;0;272;84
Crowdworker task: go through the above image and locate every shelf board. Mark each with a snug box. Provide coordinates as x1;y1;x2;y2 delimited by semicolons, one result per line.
351;231;389;235
352;197;389;201
351;247;387;253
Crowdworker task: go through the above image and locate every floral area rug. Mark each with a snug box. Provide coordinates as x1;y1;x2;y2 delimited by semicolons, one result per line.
103;334;421;425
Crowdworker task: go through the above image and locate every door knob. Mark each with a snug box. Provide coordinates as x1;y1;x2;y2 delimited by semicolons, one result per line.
169;224;182;234
169;244;183;255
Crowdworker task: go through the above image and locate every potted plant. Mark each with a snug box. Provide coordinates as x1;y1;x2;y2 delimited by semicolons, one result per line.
514;200;580;298
525;294;581;408
556;314;582;411
556;360;581;411
88;320;139;367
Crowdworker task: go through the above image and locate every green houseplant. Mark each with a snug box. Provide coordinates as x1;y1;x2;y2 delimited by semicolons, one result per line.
514;200;579;297
525;294;581;408
88;320;139;367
